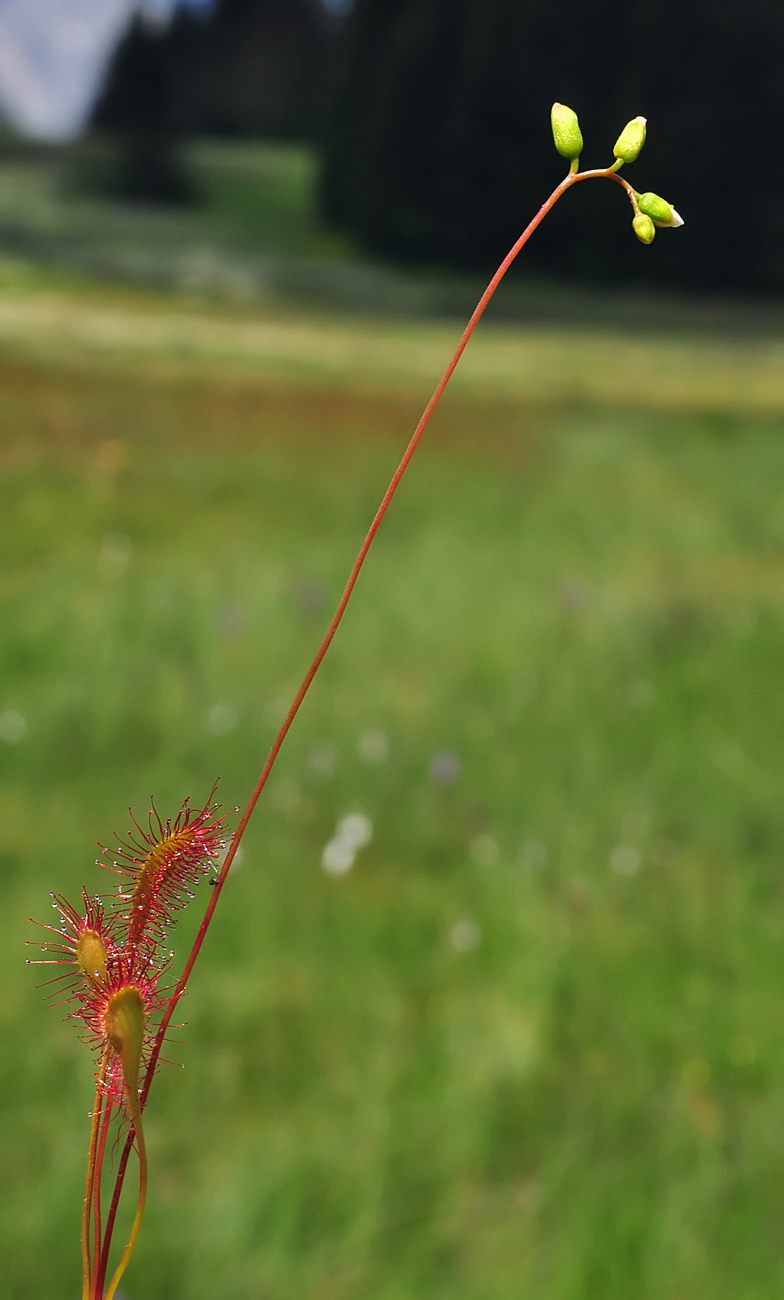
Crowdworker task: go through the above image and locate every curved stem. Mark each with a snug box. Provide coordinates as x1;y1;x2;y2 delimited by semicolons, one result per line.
152;163;618;1040
96;1137;129;1296
81;1048;109;1300
90;1098;113;1300
102;159;626;1236
102;1102;147;1300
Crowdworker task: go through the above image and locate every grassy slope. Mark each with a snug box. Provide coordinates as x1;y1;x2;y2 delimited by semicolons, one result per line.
4;274;784;1299
2;259;784;414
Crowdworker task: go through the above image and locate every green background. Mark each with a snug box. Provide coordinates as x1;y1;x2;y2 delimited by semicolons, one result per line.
3;145;784;1299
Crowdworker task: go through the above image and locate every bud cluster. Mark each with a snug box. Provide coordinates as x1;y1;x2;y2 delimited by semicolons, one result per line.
550;103;684;247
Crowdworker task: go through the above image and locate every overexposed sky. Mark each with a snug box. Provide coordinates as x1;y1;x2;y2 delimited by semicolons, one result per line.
0;0;347;140
0;0;188;138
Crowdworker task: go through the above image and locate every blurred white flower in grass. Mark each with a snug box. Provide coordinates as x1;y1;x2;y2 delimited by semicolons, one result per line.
358;729;389;764
0;710;26;743
307;741;339;781
469;833;499;867
610;843;642;876
429;749;461;785
338;813;373;849
204;704;237;736
321;838;355;876
450;919;482;953
322;812;373;877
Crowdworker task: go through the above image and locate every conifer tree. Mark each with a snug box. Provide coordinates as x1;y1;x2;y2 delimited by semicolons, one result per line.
92;0;332;144
321;0;784;294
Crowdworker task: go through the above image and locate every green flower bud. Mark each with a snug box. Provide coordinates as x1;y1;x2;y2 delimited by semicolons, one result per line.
637;192;684;228
613;116;647;164
550;103;583;161
632;213;656;245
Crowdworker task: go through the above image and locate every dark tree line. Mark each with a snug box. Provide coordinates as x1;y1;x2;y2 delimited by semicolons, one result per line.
90;0;334;202
92;0;784;294
92;0;333;140
321;0;784;294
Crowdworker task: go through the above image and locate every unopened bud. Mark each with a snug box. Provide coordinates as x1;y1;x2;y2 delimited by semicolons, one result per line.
637;192;684;228
613;116;647;164
632;213;656;245
551;103;583;161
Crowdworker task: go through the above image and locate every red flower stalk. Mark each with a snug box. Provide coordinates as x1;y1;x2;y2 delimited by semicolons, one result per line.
101;793;226;959
35;104;683;1297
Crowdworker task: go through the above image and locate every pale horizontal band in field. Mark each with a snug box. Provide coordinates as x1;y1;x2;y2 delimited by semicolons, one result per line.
0;288;783;414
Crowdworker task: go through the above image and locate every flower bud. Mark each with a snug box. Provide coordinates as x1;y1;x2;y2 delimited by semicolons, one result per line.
637;192;684;228
550;103;583;161
613;116;647;164
632;213;656;245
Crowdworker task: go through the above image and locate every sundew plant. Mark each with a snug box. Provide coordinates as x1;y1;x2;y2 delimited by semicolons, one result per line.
29;105;682;1300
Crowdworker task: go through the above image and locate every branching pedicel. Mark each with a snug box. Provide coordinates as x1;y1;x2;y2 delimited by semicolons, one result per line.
30;105;681;1299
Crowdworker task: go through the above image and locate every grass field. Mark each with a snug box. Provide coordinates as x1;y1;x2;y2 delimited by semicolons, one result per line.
5;264;784;1299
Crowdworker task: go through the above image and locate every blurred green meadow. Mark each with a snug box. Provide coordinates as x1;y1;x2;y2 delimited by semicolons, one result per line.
6;252;784;1300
